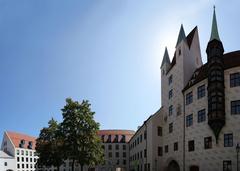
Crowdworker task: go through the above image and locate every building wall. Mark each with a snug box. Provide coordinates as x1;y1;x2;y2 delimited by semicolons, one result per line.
183;66;240;171
0;157;16;171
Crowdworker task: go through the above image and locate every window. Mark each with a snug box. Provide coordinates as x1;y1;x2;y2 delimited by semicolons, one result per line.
21;150;24;155
158;127;162;136
137;137;139;144
144;149;147;158
169;89;173;99
123;159;126;165
123;145;126;150
177;104;181;115
231;100;240;114
169;123;173;133
186;92;193;105
223;160;232;171
4;162;7;166
101;135;105;142
115;144;119;150
204;137;212;149
230;72;240;87
197;85;205;99
186;114;193;127
115;152;119;158
178;48;181;56
22;157;24;162
107;135;111;143
158;146;163;156
144;130;147;140
108;152;112;158
174;142;178;151
224;133;233;147
17;150;20;155
169;75;173;85
165;145;168;153
108;145;112;150
140;151;142;158
188;140;194;152
123;152;126;158
17;157;19;162
198;109;206;123
169;105;173;116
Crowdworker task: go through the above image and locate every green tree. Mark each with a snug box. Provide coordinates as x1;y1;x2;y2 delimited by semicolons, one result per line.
36;118;64;171
60;98;104;171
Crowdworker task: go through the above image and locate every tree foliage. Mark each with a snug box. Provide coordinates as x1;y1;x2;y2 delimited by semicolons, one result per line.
37;98;104;171
36;118;64;171
60;98;104;171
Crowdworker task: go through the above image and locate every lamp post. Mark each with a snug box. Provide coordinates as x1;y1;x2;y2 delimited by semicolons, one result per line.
236;143;240;171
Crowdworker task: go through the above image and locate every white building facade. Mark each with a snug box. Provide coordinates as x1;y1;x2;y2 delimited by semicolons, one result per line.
129;8;240;171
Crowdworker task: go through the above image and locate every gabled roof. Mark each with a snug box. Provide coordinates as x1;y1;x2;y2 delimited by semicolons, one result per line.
6;131;36;150
176;24;186;47
186;26;197;48
183;51;240;91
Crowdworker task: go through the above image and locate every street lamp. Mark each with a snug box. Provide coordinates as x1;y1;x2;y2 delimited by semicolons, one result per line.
236;143;240;171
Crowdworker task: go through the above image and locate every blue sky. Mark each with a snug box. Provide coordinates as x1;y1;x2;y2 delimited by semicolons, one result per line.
0;0;240;140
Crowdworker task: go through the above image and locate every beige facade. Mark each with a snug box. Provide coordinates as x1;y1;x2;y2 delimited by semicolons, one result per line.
129;9;240;171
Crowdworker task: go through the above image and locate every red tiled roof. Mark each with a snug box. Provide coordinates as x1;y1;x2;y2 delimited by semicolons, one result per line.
183;50;240;91
6;131;36;150
98;130;135;143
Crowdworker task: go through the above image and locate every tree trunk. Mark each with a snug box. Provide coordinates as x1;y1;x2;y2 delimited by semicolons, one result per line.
72;159;75;171
81;165;83;171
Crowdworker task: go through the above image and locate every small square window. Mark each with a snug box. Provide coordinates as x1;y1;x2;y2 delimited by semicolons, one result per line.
169;123;173;133
224;134;233;147
174;142;178;151
230;72;240;87
169;105;173;116
188;140;194;152
198;109;206;123
186;92;193;105
186;114;193;127
169;89;173;99
231;100;240;115
204;137;212;149
158;146;163;156
197;85;205;99
169;75;173;85
165;145;168;153
157;126;162;136
223;160;232;171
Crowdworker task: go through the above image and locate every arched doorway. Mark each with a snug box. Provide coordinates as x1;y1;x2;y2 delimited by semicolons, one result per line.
167;160;180;171
190;165;199;171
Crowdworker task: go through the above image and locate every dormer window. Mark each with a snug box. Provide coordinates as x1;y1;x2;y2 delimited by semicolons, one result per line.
107;135;111;143
28;141;33;149
120;135;126;143
113;135;119;143
101;135;105;143
19;139;25;148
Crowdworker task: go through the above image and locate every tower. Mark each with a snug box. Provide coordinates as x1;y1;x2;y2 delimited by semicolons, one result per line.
206;7;225;143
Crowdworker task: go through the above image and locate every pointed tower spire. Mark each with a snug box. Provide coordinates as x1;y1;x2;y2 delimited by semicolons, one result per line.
210;6;221;41
161;47;170;68
176;24;186;47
